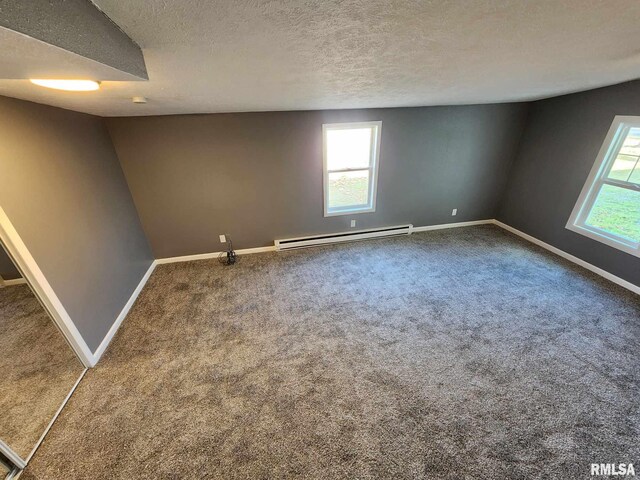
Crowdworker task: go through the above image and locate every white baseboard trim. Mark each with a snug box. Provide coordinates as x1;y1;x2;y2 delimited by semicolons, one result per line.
412;219;494;233
1;277;27;287
492;220;640;295
156;221;494;264
91;261;157;365
155;246;276;265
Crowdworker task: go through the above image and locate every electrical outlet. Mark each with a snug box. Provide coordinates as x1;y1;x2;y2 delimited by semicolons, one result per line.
452;209;457;216
350;220;356;227
219;234;226;243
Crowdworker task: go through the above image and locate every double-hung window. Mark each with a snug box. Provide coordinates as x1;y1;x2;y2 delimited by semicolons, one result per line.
567;116;640;257
322;121;382;217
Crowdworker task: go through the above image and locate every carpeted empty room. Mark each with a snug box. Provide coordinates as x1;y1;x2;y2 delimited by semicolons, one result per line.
19;227;640;479
1;1;640;479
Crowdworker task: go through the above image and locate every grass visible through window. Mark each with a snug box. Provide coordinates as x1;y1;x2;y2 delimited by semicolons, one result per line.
586;178;640;242
328;174;369;209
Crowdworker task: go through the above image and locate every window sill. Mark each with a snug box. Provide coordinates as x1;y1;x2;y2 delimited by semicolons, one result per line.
324;206;376;217
565;223;640;258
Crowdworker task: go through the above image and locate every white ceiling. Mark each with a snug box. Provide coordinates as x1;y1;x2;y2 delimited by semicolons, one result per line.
1;0;639;117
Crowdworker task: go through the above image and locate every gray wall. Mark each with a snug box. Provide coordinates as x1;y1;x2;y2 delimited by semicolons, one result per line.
499;80;640;287
0;96;153;351
106;104;529;258
0;247;21;280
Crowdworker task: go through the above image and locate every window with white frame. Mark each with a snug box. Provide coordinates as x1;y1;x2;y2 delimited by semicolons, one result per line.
566;116;640;257
322;121;382;217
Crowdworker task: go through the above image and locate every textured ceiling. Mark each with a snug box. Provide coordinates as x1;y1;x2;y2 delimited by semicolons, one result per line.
0;0;147;80
1;0;639;116
0;27;144;81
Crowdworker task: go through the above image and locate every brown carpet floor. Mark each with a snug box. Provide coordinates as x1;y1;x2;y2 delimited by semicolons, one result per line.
22;225;640;479
0;284;85;460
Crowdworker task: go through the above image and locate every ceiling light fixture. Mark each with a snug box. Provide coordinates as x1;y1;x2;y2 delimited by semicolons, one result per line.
29;79;100;91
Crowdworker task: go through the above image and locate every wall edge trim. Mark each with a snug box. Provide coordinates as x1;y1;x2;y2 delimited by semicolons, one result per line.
412;219;494;232
91;260;157;365
155;246;276;265
492;220;639;295
155;221;496;264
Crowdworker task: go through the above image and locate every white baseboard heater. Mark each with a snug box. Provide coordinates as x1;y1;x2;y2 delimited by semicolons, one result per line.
275;224;413;251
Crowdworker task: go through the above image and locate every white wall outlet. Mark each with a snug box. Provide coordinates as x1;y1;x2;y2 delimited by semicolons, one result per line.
219;234;226;243
350;220;356;227
452;209;457;216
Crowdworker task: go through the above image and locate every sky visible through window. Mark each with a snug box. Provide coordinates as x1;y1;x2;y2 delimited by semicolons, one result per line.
326;127;374;211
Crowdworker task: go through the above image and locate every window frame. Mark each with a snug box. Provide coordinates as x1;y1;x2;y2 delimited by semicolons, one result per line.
566;115;640;258
322;121;382;217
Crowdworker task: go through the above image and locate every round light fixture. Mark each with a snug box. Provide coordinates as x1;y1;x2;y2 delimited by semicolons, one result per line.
30;79;100;91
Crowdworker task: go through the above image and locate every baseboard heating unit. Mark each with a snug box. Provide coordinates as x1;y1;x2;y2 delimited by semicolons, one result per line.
275;224;413;251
